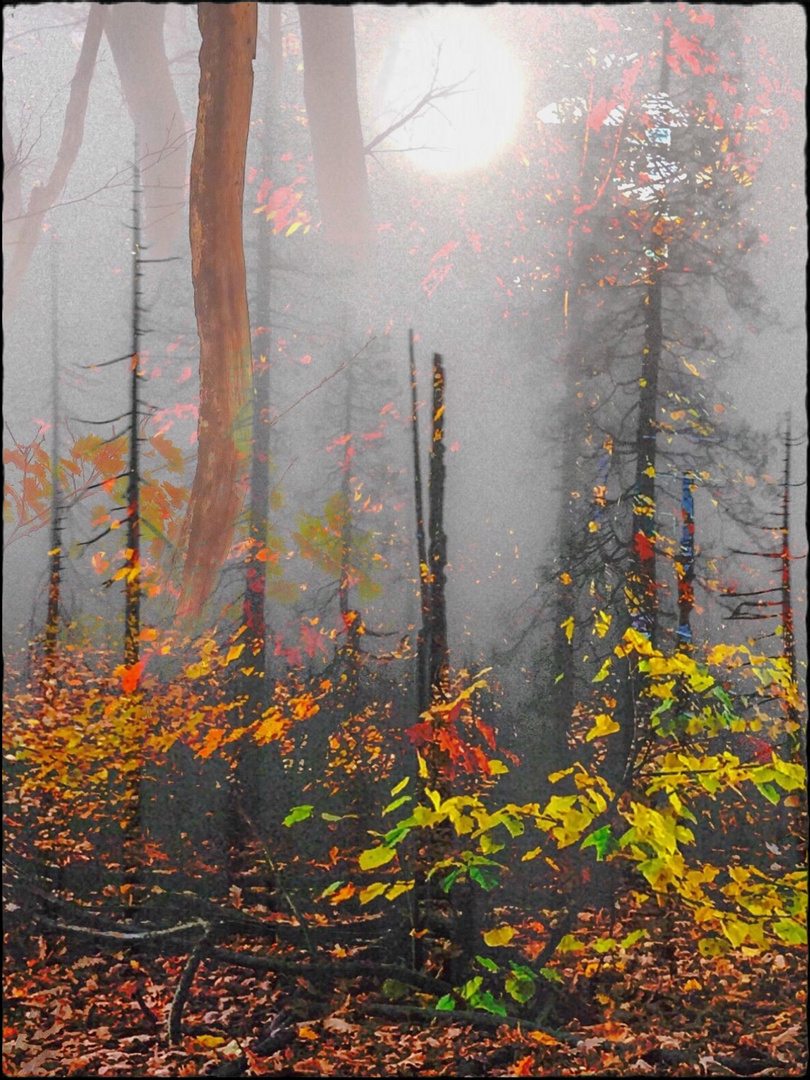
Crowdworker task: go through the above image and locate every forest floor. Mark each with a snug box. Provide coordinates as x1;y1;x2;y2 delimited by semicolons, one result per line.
3;898;806;1077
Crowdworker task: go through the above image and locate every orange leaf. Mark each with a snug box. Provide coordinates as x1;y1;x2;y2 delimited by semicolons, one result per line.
513;1055;537;1075
121;660;145;693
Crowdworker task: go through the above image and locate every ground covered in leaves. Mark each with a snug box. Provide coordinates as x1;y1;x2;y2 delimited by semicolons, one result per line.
3;895;806;1077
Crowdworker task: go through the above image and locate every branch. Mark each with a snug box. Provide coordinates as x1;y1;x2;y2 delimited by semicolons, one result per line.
36;914;210;942
168;931;212;1045
208;946;452;995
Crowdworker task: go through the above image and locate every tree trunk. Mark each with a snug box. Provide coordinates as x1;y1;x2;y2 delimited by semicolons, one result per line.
427;355;449;698
179;2;257;618
124;139;143;668
3;5;107;318
44;235;63;671
104;3;187;261
409;331;430;719
298;4;373;257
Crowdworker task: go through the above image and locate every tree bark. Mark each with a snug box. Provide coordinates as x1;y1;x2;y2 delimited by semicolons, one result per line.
298;4;373;256
104;3;187;260
427;354;449;697
179;3;257;618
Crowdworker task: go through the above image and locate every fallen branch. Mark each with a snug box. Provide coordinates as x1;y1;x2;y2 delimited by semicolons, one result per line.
36;914;210;942
168;931;211;1045
208;946;452;995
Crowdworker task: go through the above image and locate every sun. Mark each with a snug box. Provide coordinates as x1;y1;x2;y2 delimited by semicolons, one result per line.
375;9;524;174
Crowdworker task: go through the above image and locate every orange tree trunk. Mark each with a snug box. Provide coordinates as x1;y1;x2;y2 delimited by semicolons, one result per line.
180;2;257;617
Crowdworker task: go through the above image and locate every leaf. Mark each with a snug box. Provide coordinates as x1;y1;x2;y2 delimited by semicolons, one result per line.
528;1030;561;1045
560;615;575;643
772;918;807;945
581;824;616;860
359;881;388;905
488;759;509;775
540;967;562;983
476;955;500;973
435;994;456;1011
283;804;314;827
469;866;499;891
328;883;356;904
386;880;415;901
382;979;409;1001
557;934;585;953
390;776;410;797
297;1024;319;1041
382;795;412;816
417;752;429;778
469;990;507;1016
585;713;620;741
195;1035;226;1049
358;845;396;871
483;925;515;947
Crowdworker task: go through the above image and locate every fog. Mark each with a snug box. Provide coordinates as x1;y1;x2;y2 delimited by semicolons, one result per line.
3;3;806;682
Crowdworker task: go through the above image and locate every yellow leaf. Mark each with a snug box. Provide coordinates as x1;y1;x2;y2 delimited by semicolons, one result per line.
417;751;428;779
286;221;302;236
358;846;396;871
483;925;515;947
593;610;612;638
586;714;620;742
560;616;575;644
195;1035;226;1048
359;882;388;905
488;759;509;775
298;1024;319;1041
684;978;702;991
528;1030;561;1046
386;880;415;901
225;642;245;665
560;571;572;585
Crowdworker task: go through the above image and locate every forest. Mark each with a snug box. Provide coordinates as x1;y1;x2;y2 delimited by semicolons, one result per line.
2;3;807;1077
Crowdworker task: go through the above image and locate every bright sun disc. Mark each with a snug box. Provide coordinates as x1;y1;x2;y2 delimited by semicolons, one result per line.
376;9;524;174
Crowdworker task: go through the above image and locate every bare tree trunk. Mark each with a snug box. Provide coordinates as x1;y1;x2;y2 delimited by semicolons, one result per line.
44;235;63;671
298;4;373;256
427;355;449;699
104;3;187;260
124;140;143;668
179;2;257;618
676;475;696;652
409;330;430;719
3;5;107;318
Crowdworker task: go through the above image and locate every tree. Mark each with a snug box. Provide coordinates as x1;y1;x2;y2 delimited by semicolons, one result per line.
103;3;188;261
298;4;373;257
179;2;257;618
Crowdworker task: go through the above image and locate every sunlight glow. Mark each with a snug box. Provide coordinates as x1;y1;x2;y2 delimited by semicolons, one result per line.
376;9;524;174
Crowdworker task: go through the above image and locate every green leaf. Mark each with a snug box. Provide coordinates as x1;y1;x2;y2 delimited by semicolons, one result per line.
283;804;313;827
580;824;616;861
554;673;564;684
540;966;562;983
319;880;345;899
469;866;499;891
382;795;412;816
476;955;500;973
442;867;463;893
772;918;807;945
390;776;410;797
698;936;731;957
557;934;585;954
469;990;507;1016
358;845;396;871
620;929;648;950
460;976;483;1001
382;979;409;1001
755;782;780;805
593;937;617;954
321;812;344;822
505;975;536;1003
435;994;456;1011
